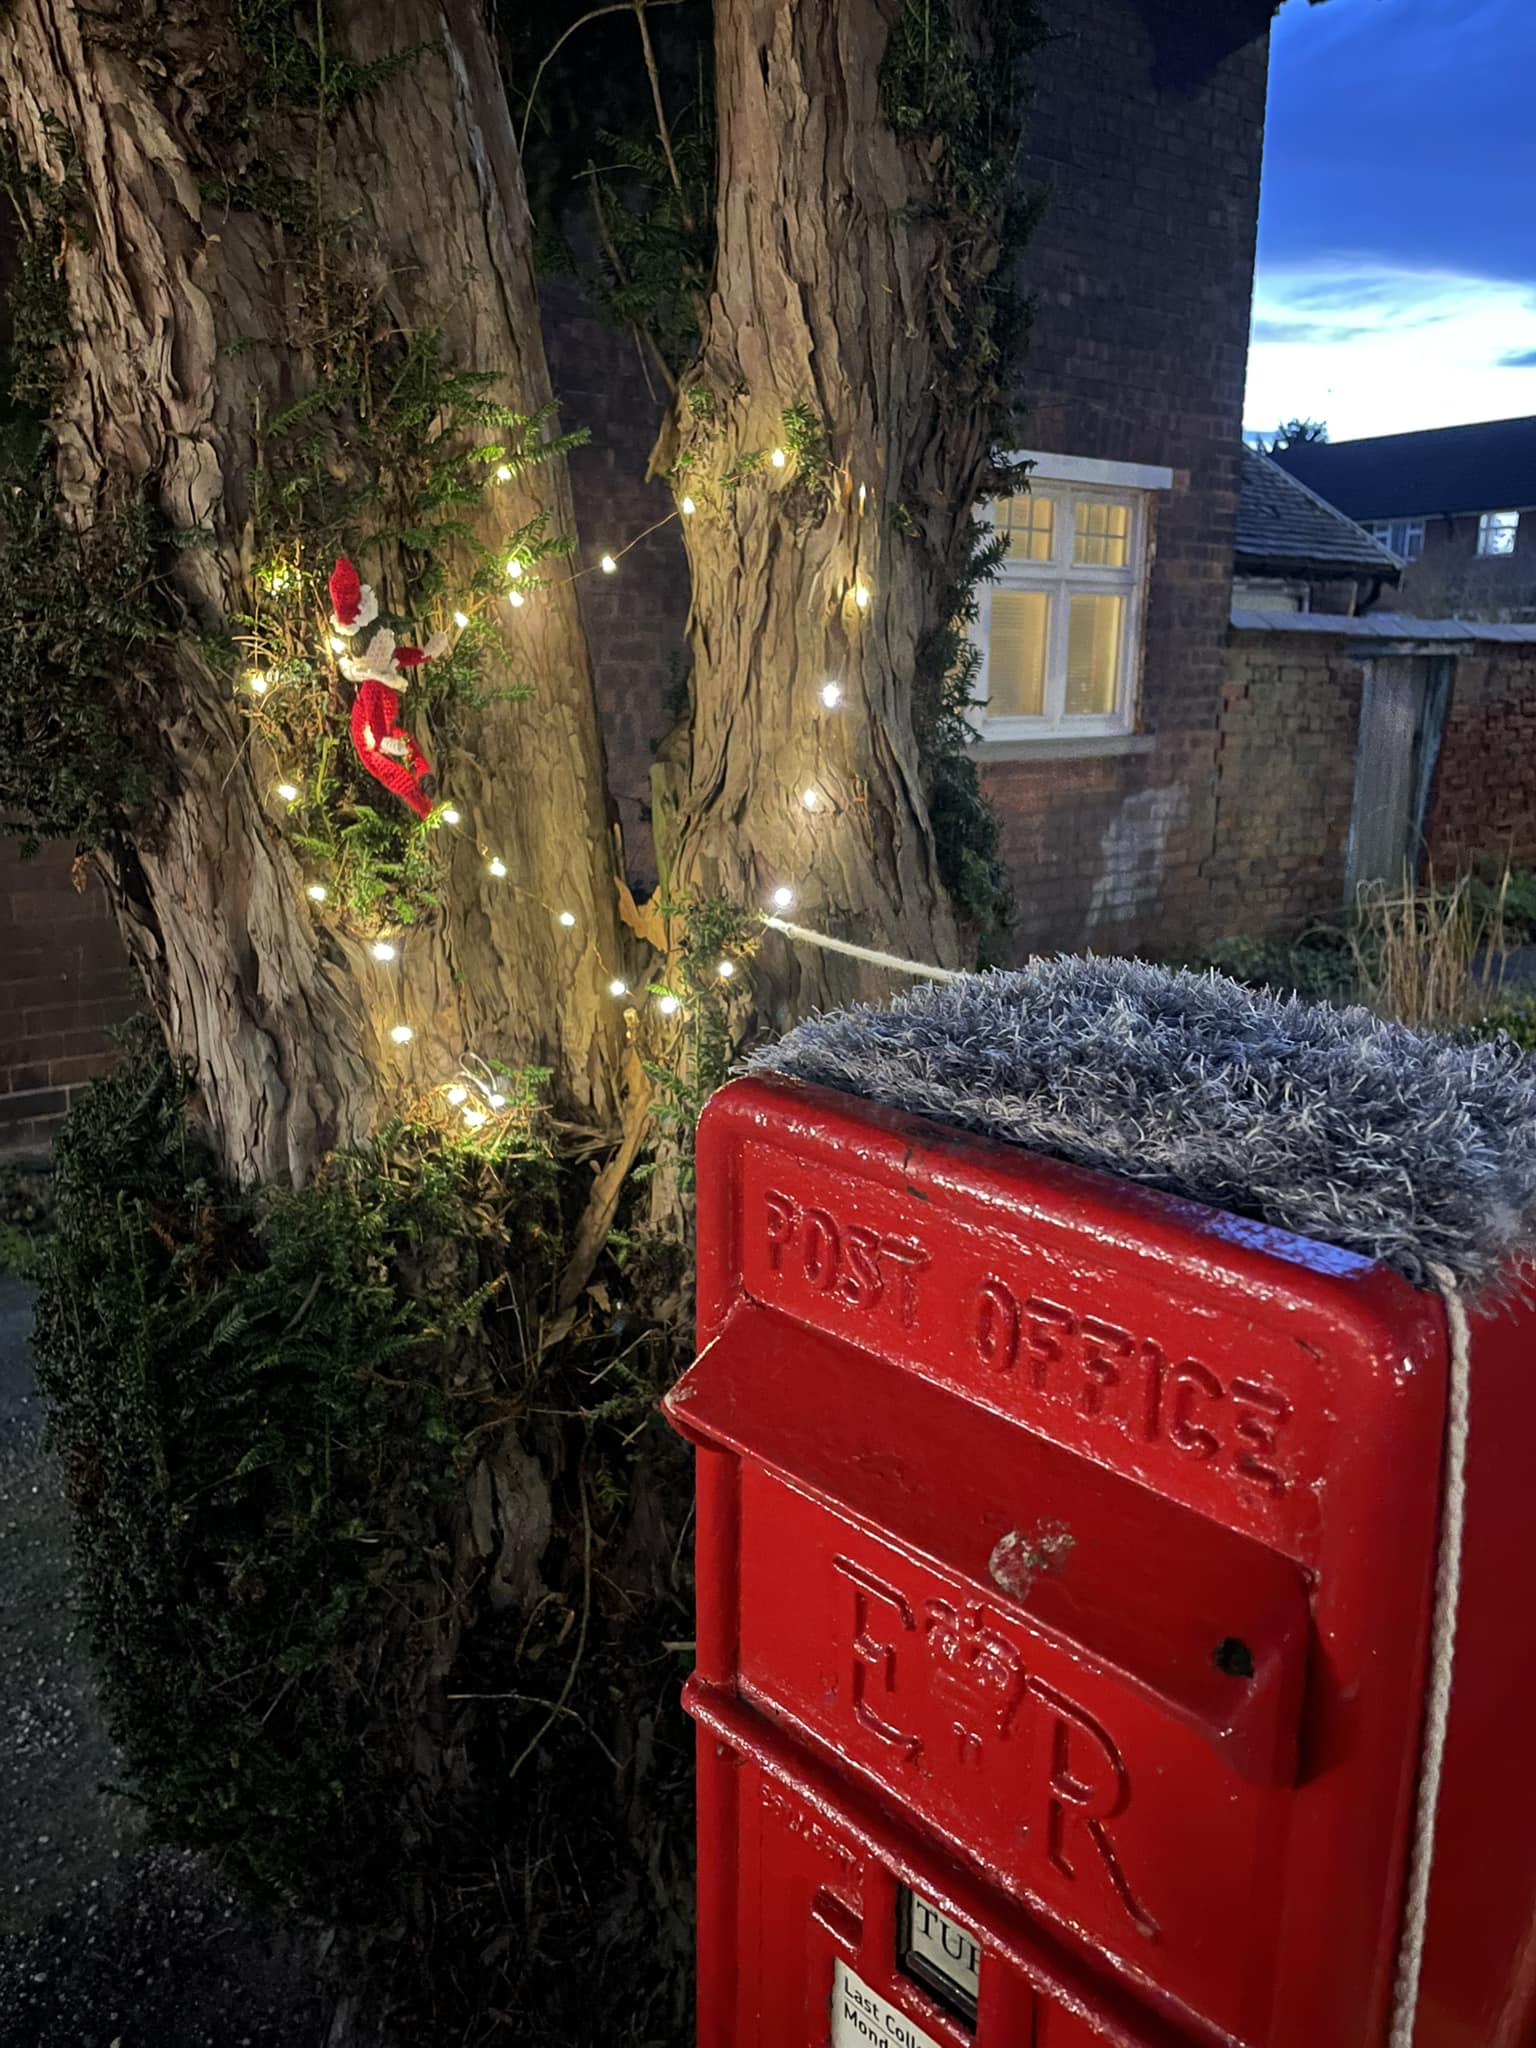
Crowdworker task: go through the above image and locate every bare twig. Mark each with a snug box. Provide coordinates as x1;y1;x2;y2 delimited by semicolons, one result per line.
504;1472;593;1788
518;0;686;158
633;0;693;231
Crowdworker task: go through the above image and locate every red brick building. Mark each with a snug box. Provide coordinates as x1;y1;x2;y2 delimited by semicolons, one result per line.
1274;416;1536;626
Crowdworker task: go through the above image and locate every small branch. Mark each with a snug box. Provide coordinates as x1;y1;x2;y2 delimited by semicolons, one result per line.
558;1047;654;1309
519;0;686;159
633;0;693;232
504;1472;593;1788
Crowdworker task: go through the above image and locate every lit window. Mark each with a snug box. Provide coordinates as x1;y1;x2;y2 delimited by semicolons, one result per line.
1478;510;1520;557
1368;519;1424;562
975;460;1163;741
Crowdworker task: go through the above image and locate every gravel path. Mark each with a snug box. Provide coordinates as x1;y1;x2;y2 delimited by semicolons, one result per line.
0;1275;340;2047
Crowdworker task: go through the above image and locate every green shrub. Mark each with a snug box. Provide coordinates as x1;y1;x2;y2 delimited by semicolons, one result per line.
31;1032;694;2039
33;1032;559;1901
1198;925;1357;1004
1465;994;1536;1051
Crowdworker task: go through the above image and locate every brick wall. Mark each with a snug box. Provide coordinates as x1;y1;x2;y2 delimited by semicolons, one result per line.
1199;633;1536;949
1395;514;1536;624
978;0;1270;958
1204;639;1363;938
0;841;140;1157
1425;648;1536;869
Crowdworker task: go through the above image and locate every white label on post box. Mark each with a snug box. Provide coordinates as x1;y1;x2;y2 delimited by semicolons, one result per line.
902;1888;981;2010
832;1959;944;2048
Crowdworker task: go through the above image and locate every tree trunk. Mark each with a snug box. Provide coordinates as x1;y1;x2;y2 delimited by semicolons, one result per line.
1;0;630;1185
656;0;1014;1024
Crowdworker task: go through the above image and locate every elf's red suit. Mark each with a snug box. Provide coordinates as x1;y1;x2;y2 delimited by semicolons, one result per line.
349;671;436;819
329;559;438;819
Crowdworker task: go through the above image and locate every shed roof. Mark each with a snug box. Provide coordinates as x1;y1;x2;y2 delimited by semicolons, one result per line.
1230;608;1536;643
1235;444;1402;580
1272;416;1536;522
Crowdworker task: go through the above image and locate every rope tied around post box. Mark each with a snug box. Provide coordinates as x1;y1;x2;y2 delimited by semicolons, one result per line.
1390;1264;1472;2048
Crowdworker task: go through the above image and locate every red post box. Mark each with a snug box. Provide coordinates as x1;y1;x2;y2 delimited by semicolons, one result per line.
664;1072;1536;2048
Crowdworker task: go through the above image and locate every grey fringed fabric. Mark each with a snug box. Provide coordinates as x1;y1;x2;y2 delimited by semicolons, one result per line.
747;956;1536;1296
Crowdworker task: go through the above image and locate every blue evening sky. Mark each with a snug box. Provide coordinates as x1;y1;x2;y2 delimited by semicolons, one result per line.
1244;0;1536;442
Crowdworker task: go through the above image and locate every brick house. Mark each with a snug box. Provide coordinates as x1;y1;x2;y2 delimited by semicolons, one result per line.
1273;416;1536;624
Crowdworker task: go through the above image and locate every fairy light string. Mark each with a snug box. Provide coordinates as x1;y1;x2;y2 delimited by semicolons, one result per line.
247;436;952;1135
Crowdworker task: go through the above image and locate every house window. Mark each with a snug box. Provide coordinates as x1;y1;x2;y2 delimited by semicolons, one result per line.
975;455;1167;741
1478;511;1520;556
1368;519;1424;561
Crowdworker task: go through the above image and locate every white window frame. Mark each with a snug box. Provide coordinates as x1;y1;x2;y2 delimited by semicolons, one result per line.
1478;510;1520;557
1368;518;1424;562
972;451;1170;744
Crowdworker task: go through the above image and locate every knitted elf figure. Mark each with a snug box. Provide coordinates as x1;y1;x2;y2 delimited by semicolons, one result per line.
328;557;447;821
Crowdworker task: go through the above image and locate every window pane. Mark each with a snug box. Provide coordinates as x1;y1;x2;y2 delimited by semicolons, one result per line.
987;589;1049;717
1478;511;1519;557
1073;499;1130;567
1065;593;1124;717
996;493;1055;563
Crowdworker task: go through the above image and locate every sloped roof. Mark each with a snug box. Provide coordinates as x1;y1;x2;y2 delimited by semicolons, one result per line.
1235;444;1402;580
1273;416;1536;521
1230;609;1536;643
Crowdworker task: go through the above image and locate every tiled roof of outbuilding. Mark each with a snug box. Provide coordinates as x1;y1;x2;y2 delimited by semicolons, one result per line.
1235;444;1403;581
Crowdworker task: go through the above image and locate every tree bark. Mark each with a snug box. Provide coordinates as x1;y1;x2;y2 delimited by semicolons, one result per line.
657;0;1009;1023
1;0;630;1185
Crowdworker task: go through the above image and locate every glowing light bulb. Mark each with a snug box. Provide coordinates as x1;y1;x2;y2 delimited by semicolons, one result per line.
770;448;787;469
306;883;328;903
681;496;696;516
487;1092;507;1110
599;553;617;574
441;807;461;825
858;483;867;515
447;1085;469;1106
820;680;843;708
854;584;870;610
801;787;821;812
247;672;268;695
508;590;525;608
506;557;523;579
495;464;513;482
371;940;397;963
488;857;507;878
328;634;344;654
608;977;628;998
453;611;469;629
558;910;576;927
276;782;299;803
389;1024;413;1045
717;959;736;979
658;994;681;1017
771;886;794;911
463;1107;488;1129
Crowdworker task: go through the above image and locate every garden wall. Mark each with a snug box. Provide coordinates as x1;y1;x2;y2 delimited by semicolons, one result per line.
0;840;140;1158
1424;648;1536;871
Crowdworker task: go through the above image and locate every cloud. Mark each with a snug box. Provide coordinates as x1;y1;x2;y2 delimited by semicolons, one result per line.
1245;264;1536;439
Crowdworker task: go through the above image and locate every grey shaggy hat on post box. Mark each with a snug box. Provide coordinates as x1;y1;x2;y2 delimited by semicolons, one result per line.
746;955;1536;1297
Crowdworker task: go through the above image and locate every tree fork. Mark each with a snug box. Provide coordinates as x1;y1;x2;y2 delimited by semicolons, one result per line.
1;0;632;1184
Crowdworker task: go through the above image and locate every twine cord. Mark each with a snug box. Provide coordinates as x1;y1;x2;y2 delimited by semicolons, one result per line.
1389;1262;1472;2047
